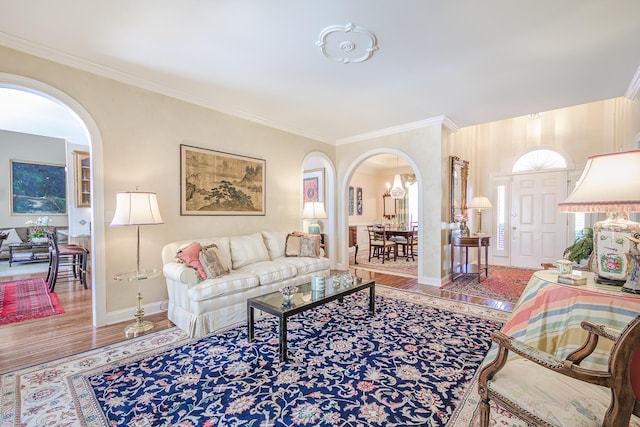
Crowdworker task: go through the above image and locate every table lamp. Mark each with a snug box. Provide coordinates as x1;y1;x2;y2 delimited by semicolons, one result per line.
558;150;640;292
110;191;164;336
302;202;328;235
468;196;492;236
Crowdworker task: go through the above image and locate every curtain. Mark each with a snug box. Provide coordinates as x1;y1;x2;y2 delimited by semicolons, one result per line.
397;174;416;225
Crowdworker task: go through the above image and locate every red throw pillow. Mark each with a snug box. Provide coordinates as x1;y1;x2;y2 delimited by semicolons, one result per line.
177;242;206;280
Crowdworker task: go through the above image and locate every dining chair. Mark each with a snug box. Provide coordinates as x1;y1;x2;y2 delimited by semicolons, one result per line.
366;224;396;263
478;316;640;426
390;226;416;261
45;231;89;291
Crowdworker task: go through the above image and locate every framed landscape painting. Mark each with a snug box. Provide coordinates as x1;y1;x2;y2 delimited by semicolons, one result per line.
303;168;324;203
10;160;67;215
181;144;266;215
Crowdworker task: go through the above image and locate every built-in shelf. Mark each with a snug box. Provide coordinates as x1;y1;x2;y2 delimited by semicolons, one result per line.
74;150;90;208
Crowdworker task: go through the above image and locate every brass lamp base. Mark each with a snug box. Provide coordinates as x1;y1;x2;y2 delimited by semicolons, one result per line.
124;290;154;337
125;319;155;338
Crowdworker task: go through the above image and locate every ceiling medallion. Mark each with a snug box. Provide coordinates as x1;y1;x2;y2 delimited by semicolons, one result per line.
316;23;378;64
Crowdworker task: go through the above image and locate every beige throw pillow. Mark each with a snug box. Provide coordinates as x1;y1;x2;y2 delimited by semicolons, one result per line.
200;243;230;278
285;234;301;257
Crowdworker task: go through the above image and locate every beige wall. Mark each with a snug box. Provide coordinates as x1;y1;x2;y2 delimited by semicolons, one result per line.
446;96;640;264
0;129;68;228
0;45;334;322
2;43;639;322
336;125;445;284
450;97;640;199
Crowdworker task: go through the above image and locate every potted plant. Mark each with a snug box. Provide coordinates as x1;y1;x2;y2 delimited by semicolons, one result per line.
563;227;594;265
24;216;51;244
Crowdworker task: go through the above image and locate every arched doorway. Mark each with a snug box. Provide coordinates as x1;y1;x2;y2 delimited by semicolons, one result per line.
340;149;422;278
0;73;106;326
302;151;336;266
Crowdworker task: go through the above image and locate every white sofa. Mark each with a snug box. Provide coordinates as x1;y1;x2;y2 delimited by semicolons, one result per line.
161;231;330;337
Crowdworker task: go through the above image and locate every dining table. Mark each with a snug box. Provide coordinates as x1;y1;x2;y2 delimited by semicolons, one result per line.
386;226;416;260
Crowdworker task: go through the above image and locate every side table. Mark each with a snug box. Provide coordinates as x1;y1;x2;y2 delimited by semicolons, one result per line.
114;268;161;337
450;236;490;283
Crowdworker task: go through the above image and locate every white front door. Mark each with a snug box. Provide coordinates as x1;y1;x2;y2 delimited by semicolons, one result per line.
510;171;569;269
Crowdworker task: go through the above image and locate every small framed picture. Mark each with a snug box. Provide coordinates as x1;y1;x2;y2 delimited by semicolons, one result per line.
303;168;325;203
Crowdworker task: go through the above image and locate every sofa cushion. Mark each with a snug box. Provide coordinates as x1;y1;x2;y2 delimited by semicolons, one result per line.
274;256;330;276
199;243;230;278
236;260;297;285
0;228;23;245
176;242;206;280
187;273;259;302
261;231;288;259
229;233;270;269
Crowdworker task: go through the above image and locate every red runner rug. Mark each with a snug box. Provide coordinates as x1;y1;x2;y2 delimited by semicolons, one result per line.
0;278;64;325
440;265;534;305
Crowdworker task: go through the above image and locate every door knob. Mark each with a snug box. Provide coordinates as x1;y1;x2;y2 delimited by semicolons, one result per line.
512;226;517;230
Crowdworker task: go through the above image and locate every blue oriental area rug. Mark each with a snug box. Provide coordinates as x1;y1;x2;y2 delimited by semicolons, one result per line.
81;291;503;426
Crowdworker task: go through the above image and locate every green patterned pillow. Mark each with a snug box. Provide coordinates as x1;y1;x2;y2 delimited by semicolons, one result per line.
300;236;319;258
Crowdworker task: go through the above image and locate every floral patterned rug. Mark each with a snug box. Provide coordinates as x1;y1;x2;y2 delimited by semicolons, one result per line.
1;286;509;427
440;266;535;305
350;253;418;278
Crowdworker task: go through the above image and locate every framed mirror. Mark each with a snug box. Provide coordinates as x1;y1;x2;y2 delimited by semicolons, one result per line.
450;156;469;223
383;194;396;219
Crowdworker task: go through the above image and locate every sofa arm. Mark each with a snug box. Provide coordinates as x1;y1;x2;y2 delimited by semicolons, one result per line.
163;262;199;286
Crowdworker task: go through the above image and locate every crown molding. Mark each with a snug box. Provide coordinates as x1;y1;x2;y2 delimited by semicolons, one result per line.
625;64;640;100
336;115;459;145
0;32;332;144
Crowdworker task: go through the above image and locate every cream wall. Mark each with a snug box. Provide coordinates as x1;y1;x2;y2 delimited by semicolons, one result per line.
446;96;640;263
451;97;640;198
0;46;334;323
2;43;639;322
347;169;385;225
336;125;445;284
0;129;68;228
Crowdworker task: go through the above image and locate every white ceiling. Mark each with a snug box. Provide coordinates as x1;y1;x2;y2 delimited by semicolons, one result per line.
0;0;639;145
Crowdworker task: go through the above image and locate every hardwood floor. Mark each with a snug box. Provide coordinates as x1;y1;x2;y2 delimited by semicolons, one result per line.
0;267;513;374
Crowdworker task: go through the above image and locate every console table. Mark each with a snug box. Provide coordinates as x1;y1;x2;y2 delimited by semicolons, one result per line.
493;269;640;399
450;236;490;282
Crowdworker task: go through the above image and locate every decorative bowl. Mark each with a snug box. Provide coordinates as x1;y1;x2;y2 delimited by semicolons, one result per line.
279;285;298;300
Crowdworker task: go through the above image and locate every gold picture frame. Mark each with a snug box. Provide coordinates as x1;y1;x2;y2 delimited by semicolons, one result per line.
180;144;265;215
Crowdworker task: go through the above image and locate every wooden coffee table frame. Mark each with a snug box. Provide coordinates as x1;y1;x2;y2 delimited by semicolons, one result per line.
247;279;375;362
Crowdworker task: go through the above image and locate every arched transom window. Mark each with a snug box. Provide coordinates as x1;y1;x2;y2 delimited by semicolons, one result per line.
512;149;567;172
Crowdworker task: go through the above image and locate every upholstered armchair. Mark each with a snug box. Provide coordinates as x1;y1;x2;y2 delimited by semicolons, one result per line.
478;316;640;427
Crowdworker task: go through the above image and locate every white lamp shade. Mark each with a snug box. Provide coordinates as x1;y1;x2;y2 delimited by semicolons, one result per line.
468;196;492;210
301;202;328;220
389;174;406;199
110;192;164;226
558;150;640;213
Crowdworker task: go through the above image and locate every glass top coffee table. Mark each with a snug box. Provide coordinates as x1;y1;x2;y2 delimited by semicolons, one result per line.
247;278;375;362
